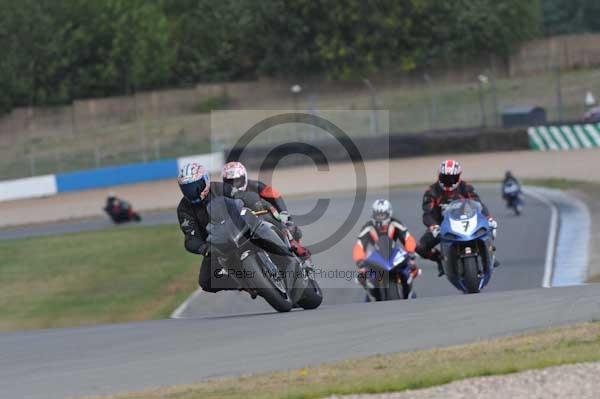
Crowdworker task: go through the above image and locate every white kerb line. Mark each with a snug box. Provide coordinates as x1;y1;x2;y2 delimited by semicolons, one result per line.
522;187;558;288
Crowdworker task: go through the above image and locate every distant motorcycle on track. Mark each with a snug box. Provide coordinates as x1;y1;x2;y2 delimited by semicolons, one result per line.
356;234;419;301
207;196;323;312
502;180;523;216
103;195;142;224
439;199;495;294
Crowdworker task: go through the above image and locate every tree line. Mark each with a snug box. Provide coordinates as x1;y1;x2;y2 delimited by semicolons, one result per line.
0;0;546;114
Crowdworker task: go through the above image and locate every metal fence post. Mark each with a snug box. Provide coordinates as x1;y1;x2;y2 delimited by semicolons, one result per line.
363;78;379;135
94;146;101;168
424;73;437;130
477;79;487;127
134;93;148;163
555;66;563;122
154;138;161;160
29;154;36;176
490;72;499;127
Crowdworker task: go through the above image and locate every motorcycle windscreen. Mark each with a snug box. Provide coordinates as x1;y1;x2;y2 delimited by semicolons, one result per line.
250;223;292;256
364;235;395;271
207;196;249;249
444;199;482;220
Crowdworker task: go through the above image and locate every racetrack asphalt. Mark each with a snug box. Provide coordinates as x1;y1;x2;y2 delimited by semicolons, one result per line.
2;285;600;399
0;185;566;399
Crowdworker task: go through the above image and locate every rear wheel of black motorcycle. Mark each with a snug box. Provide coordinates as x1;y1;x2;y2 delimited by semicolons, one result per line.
462;256;481;294
296;278;323;310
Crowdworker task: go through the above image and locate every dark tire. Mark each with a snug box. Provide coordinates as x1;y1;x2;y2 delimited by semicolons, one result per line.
244;257;293;312
383;283;402;300
296;278;323;310
515;204;522;216
462;256;480;294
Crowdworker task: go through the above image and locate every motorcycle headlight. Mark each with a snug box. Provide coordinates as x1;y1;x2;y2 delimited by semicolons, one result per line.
444;232;460;239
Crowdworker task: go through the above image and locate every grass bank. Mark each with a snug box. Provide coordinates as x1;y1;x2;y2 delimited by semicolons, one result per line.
0;224;197;332
94;322;600;399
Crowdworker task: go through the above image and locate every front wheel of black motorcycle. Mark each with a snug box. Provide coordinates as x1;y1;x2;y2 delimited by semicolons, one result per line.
296;278;323;310
245;257;293;312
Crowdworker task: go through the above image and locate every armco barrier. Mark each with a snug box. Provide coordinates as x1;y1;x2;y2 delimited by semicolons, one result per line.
0;152;223;202
55;159;179;193
227;127;529;170
0;175;57;202
528;124;600;151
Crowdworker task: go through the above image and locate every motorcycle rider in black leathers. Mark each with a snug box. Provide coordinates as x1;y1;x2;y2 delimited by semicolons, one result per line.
502;170;522;201
415;159;498;276
176;162;254;296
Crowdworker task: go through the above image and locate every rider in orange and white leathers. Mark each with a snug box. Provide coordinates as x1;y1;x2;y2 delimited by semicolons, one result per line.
353;199;420;297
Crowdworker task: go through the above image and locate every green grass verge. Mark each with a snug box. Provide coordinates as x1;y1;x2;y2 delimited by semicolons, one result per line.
0;224;198;332
95;322;600;399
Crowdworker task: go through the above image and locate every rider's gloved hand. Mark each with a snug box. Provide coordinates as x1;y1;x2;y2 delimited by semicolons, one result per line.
488;217;498;239
356;260;368;273
279;211;290;224
429;224;441;238
198;243;210;257
408;253;417;266
287;221;302;241
407;253;421;279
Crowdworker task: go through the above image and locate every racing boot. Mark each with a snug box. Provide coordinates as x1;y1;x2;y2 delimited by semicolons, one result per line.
430;249;445;277
492;246;500;268
238;287;258;299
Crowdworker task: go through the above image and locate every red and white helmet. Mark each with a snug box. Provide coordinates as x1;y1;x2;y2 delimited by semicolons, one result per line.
222;161;248;194
438;159;462;192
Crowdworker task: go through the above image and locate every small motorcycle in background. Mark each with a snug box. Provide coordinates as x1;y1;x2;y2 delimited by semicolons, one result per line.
104;195;142;224
357;234;419;302
502;181;523;216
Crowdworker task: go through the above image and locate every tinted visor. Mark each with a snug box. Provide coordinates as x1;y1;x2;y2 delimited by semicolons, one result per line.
223;176;246;189
373;211;390;222
439;173;460;188
180;179;207;203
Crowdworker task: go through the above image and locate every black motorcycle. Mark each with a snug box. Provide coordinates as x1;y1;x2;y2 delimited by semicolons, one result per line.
207;196;323;312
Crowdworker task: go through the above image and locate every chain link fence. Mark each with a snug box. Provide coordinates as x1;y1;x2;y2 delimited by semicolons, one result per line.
3;55;600;181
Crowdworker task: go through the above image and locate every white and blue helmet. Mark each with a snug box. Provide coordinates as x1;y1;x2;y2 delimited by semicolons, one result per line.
178;163;210;204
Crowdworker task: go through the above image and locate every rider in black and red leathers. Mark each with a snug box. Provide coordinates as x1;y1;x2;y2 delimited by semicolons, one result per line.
213;161;310;260
416;159;497;276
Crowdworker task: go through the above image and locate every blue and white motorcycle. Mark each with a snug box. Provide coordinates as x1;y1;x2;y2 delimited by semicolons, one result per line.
502;180;523;216
439;199;495;294
358;234;419;301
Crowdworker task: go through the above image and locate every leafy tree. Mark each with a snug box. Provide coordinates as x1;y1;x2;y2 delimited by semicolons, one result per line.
542;0;600;36
0;0;543;114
